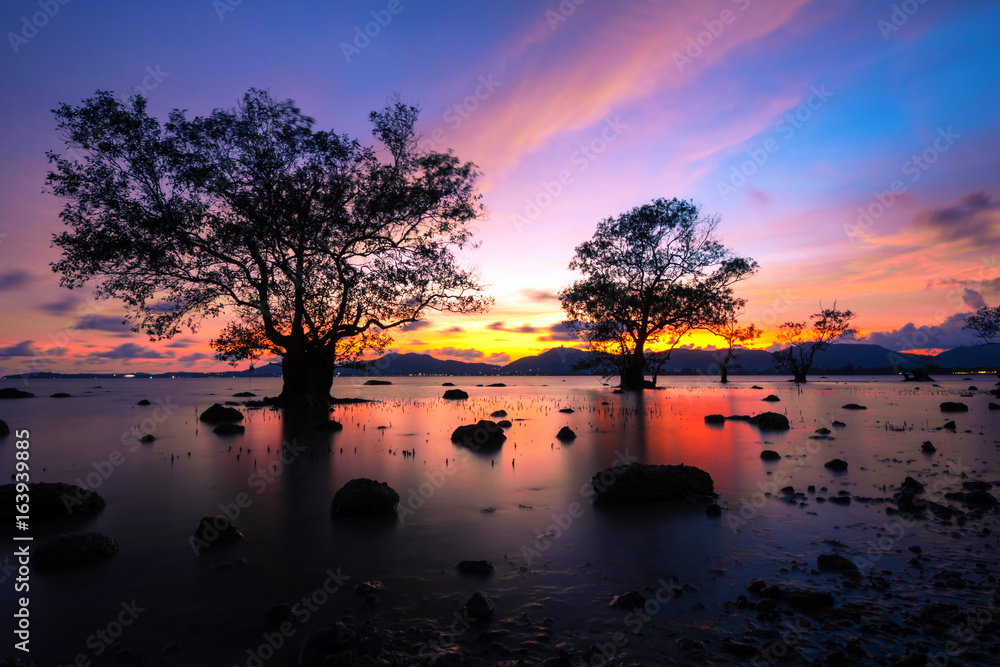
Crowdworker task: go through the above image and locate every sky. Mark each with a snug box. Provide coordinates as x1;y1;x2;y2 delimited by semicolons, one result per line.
1;0;998;375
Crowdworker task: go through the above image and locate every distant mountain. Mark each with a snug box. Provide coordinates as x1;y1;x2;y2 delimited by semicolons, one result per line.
811;344;926;372
503;347;590;374
337;352;502;376
932;345;1000;370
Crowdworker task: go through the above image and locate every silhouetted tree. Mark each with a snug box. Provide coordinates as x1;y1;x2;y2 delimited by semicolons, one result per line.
559;198;758;390
47;90;490;409
965;305;1000;345
772;304;856;382
705;304;761;383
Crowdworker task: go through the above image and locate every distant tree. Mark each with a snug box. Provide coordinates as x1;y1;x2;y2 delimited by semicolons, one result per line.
46;89;490;410
559;198;758;390
965;305;1000;345
772;304;857;382
704;304;761;383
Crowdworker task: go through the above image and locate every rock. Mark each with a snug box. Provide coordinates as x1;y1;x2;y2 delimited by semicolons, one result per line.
825;459;848;471
298;623;356;665
315;420;343;432
263;604;297;632
497;419;512;428
590;462;714;502
704;414;726;424
331;478;399;517
363;379;392;385
136;399;151;405
558;408;574;413
0;387;34;399
720;638;760;658
762;394;781;402
783;588;835;612
746;578;767;593
355;580;384;595
0;419;8;437
233;392;256;397
755;598;779;614
140;434;156;443
842;403;867;410
463;592;495;622
921;441;936;453
490;410;508;418
751;385;764;389
34;532;119;569
990;403;1000;411
901;477;925;493
817;554;858;572
815;427;832;435
213;423;245;435
456;560;494;575
748;412;790;430
442;382;455;386
760;450;782;461
451;420;506;451
199;403;244;423
832;420;846;427
194;516;243;547
555;426;577;441
706;503;722;517
487;383;506;387
213;557;248;572
896;492;926;515
829;496;851;505
610;590;646;611
943;420;957;430
947;490;998;507
0;482;105;519
940;402;969;412
50;392;72;398
443;389;469;400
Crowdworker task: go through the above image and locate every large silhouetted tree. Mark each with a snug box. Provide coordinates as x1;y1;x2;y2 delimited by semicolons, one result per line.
559;198;758;390
965;305;1000;345
47;90;490;409
772;304;856;382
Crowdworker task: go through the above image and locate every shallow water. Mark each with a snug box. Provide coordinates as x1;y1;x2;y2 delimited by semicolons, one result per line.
1;375;999;665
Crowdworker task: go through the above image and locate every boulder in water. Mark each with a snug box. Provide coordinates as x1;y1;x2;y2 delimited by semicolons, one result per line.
940;402;968;412
591;462;714;502
0;419;8;437
331;478;399;517
842;403;867;410
213;423;245;435
315;420;343;432
199;403;244;423
0;387;34;399
456;560;494;575
556;426;577;441
704;414;726;424
748;412;790;430
443;389;469;400
0;482;105;519
824;459;848;472
762;394;781;402
35;532;119;569
760;450;782;461
817;554;858;572
463;591;495;622
451;420;506;451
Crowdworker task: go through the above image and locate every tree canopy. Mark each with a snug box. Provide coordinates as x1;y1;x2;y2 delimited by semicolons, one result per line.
47;89;490;407
965;305;1000;345
559;198;758;389
772;304;856;382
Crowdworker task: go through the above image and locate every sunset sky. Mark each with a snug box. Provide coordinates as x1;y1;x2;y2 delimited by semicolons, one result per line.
1;0;998;375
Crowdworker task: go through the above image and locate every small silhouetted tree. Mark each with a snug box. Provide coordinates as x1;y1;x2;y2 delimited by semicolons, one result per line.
772;304;856;382
559;198;758;390
705;304;761;383
965;305;1000;345
47;90;490;409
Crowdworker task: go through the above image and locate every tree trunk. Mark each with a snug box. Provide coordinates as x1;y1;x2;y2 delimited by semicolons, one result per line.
619;350;647;390
793;371;807;383
719;365;729;383
279;345;335;411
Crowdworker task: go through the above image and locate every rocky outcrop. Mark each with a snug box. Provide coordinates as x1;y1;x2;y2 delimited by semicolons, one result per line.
456;560;494;575
940;402;969;412
34;532;119;569
330;478;399;517
199;403;244;423
556;426;577;441
443;389;469;400
451;420;506;451
0;388;34;399
590;462;715;503
748;412;790;430
0;482;105;519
